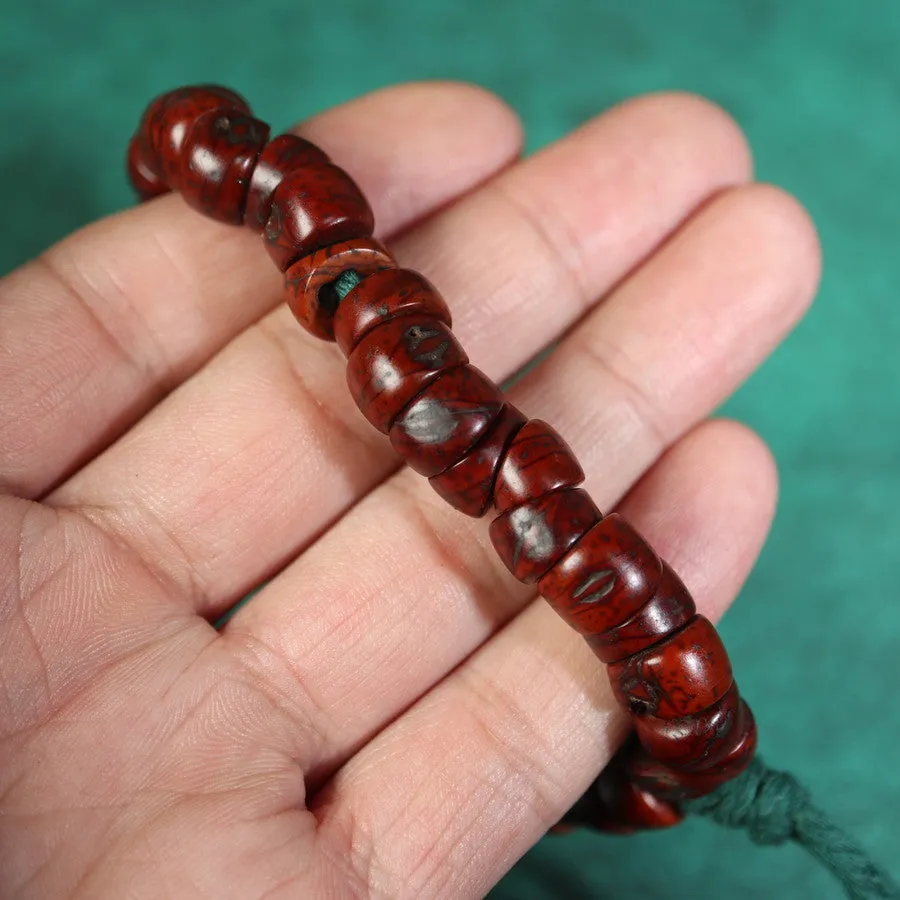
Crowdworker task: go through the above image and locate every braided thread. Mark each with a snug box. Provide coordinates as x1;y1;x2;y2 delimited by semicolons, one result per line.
333;268;363;300
689;757;900;900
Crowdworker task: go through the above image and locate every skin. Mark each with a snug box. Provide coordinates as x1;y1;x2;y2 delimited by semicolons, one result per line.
0;82;820;898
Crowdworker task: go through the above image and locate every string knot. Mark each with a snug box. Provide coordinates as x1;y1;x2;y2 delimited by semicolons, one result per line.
689;756;806;845
687;757;900;900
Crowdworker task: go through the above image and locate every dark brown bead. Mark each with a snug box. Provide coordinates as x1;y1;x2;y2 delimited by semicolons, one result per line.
632;681;744;771
389;366;505;477
586;562;697;664
140;84;250;188
557;742;683;833
429;405;527;517
628;701;757;800
284;238;395;342
493;420;585;514
264;164;374;271
692;698;758;781
179;110;270;224
245;133;330;232
490;489;602;584
609;615;734;719
127;133;169;201
333;268;452;357
346;313;467;432
563;786;683;836
537;515;663;637
602;780;684;832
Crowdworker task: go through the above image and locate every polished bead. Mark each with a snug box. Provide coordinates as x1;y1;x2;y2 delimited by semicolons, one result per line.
490;488;602;583
537;515;663;637
333;268;452;357
284;238;395;342
690;698;758;782
346;312;467;431
609;615;734;719
245;133;330;232
389;366;505;477
429;405;527;517
127;133;169;201
633;681;744;770
599;779;684;832
493;420;585;514
140;84;250;188
557;743;683;833
264;164;374;270
179;110;270;224
586;562;696;664
628;702;757;800
561;785;683;836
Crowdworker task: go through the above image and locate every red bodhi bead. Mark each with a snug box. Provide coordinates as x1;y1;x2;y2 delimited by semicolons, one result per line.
264;164;375;271
139;84;250;189
346;312;468;431
586;562;696;664
178;110;270;225
608;615;734;719
490;488;601;583
245;133;331;232
538;515;663;637
389;365;505;477
429;405;527;517
334;268;453;357
493;419;585;513
627;702;758;800
127;133;169;202
632;681;746;771
284;238;395;341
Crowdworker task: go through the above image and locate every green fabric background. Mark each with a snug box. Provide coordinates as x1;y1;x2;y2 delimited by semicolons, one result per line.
2;1;898;897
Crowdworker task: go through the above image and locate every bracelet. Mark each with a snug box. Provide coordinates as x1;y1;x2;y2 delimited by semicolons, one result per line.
126;83;756;834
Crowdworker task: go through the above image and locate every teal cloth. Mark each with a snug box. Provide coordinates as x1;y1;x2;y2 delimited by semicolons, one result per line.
2;3;898;897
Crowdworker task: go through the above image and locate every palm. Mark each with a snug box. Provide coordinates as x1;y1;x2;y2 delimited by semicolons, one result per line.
0;82;817;898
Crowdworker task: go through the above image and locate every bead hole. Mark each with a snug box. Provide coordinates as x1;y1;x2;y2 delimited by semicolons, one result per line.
317;280;343;316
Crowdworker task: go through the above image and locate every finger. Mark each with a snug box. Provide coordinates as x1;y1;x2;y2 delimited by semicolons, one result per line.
52;92;752;617
226;182;818;781
309;419;778;899
0;82;522;498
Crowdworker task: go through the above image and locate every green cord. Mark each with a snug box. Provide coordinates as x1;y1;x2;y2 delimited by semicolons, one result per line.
333;268;362;300
688;757;900;900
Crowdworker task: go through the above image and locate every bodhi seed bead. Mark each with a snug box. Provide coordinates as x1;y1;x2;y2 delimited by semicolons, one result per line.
346;311;468;431
429;404;527;517
490;488;602;583
608;615;734;719
283;238;395;341
179;110;270;224
140;84;251;189
333;268;452;357
245;133;331;232
389;365;505;477
264;163;375;271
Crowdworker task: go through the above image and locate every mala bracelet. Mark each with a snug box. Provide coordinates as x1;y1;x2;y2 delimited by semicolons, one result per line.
124;86;900;897
126;84;754;834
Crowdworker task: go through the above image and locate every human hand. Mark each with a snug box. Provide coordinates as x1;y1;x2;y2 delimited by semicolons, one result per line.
0;82;818;898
